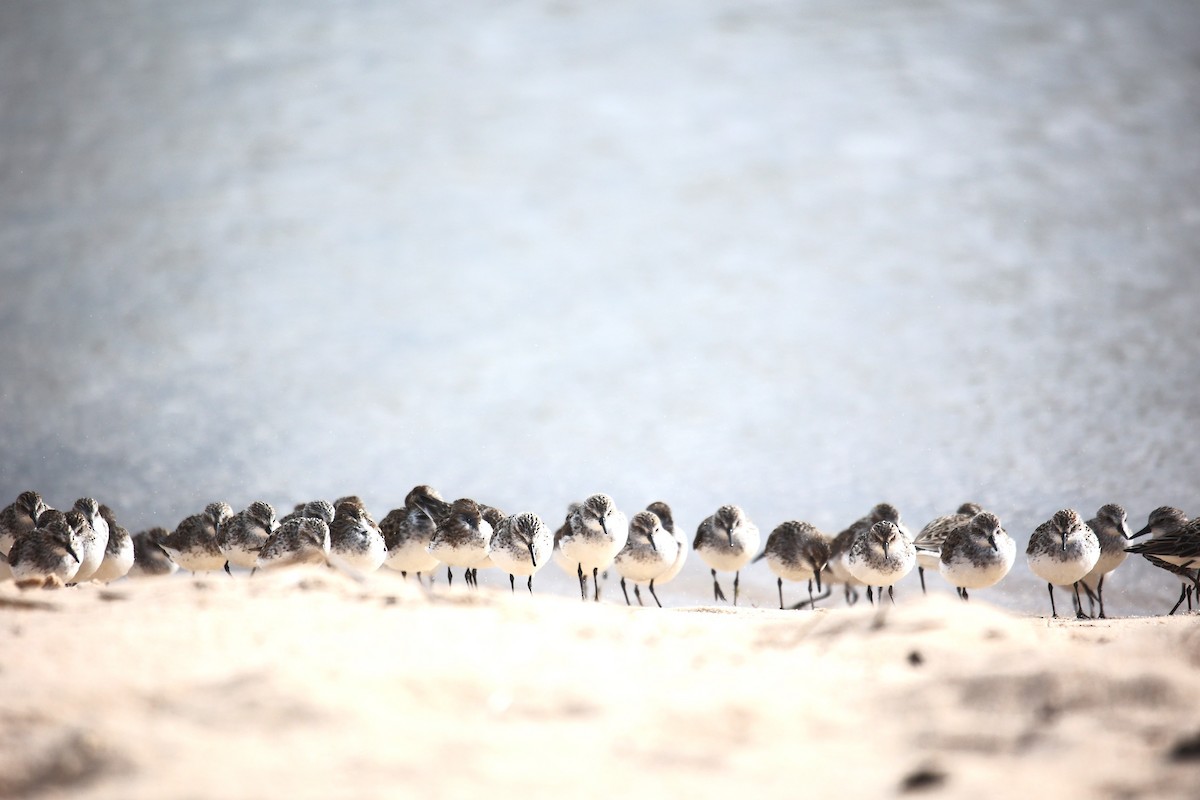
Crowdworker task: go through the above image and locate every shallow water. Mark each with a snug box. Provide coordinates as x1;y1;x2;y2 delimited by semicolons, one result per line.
1;0;1198;614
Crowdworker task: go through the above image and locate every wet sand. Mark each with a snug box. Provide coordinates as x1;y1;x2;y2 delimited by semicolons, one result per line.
2;573;1199;799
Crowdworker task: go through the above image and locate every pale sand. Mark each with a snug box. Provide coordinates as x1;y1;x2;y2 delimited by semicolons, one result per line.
2;574;1199;799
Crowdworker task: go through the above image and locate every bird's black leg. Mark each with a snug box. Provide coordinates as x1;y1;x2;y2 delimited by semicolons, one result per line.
866;585;874;605
918;566;926;595
621;577;631;606
634;584;644;606
527;576;533;594
711;569;727;603
1048;583;1057;618
401;570;408;580
224;561;231;576
887;584;895;605
777;577;784;610
447;567;453;587
509;574;515;594
808;579;815;608
648;579;662;608
1170;584;1187;616
733;572;741;607
593;567;600;602
962;588;969;602
1097;575;1106;619
1073;583;1086;619
577;563;587;602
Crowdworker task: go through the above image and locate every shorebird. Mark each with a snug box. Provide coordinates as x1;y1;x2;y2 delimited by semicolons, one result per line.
329;501;386;573
428;498;494;588
824;529;864;606
643;501;687;605
468;504;506;588
847;520;916;605
380;486;449;582
69;498;110;582
279;499;336;527
218;501;278;574
1126;507;1200;615
938;511;1015;601
128;528;178;578
256;517;332;571
913;503;983;594
7;516;80;589
755;521;831;610
1076;504;1132;618
553;494;629;602
693;504;760;606
1026;509;1100;619
614;510;677;607
90;504;134;584
158;502;233;574
0;491;48;561
490;511;553;593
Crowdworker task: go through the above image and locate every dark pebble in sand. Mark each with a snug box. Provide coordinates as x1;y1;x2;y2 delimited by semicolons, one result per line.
900;766;946;792
1168;731;1200;762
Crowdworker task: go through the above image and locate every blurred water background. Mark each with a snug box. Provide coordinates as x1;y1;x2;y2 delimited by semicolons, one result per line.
2;0;1198;614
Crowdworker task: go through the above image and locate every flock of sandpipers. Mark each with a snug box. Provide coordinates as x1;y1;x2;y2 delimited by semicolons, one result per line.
1;487;1196;618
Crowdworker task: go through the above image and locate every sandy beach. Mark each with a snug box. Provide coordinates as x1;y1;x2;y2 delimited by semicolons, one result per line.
2;573;1198;799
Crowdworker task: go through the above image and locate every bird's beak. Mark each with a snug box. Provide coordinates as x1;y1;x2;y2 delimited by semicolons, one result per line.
599;515;608;537
525;538;537;568
67;545;80;563
1129;524;1151;540
815;566;823;593
726;527;735;548
1060;531;1069;552
648;532;658;552
989;533;998;551
883;540;890;560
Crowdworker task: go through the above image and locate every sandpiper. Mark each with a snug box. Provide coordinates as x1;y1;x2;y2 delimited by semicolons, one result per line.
218;501;278;573
553;494;629;602
614;510;677;607
693;504;760;606
428;498;494;588
158;502;233;574
1026;508;1100;619
380;486;448;582
938;511;1015;601
489;511;553;593
7;516;80;589
279;499;336;527
128;528;179;578
847;520;916;605
469;504;507;588
643;501;687;604
755;520;831;609
1126;507;1200;615
69;498;110;582
824;529;864;606
256;517;332;571
1076;504;1132;618
913;503;983;594
90;504;134;584
0;491;48;562
329;500;386;573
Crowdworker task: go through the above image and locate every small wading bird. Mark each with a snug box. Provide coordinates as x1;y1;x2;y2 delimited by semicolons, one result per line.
754;520;830;610
1026;509;1100;619
553;494;629;602
847;520;915;606
693;505;760;606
